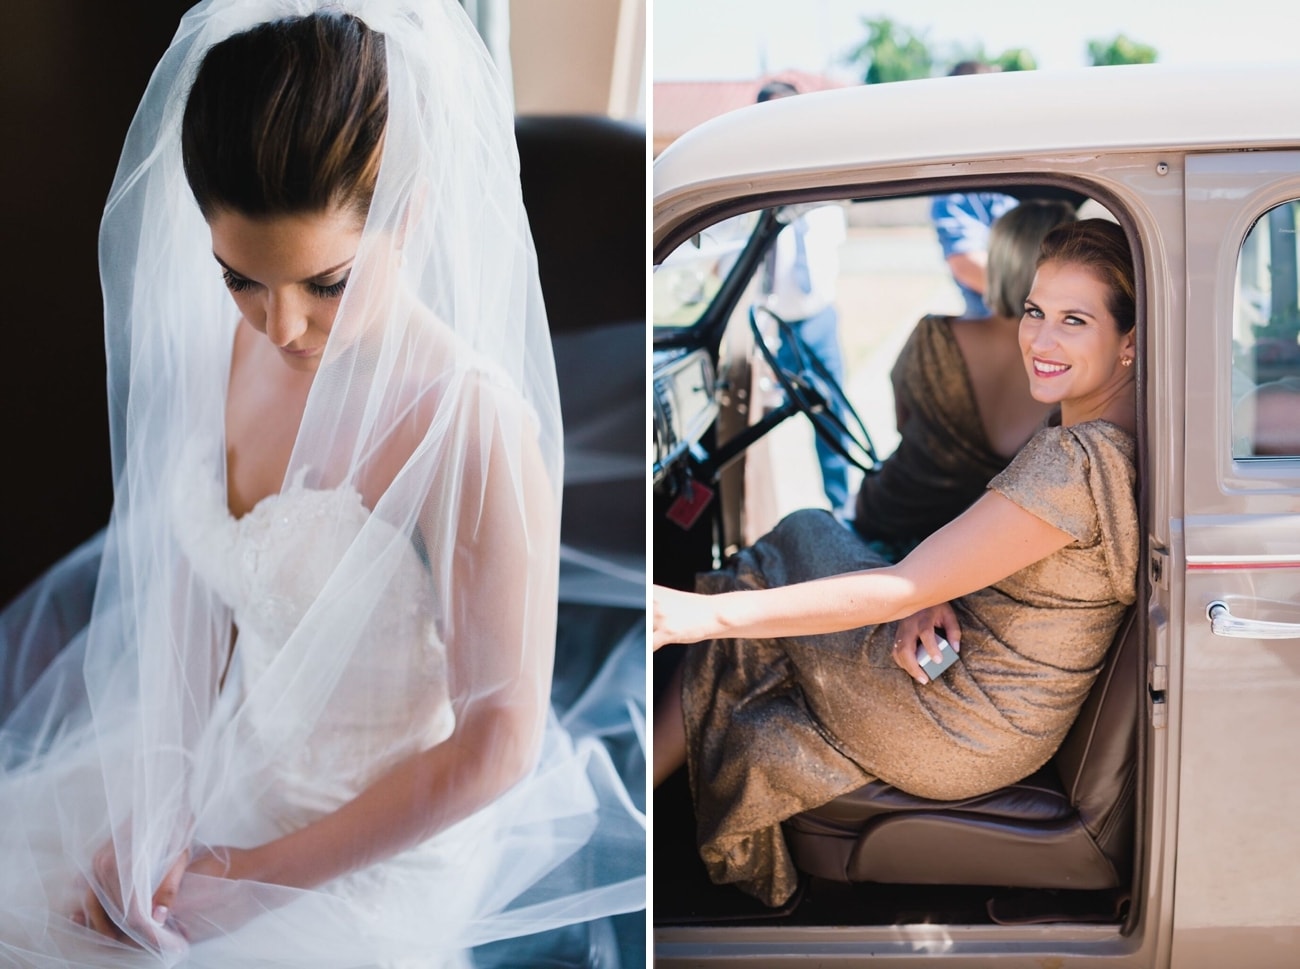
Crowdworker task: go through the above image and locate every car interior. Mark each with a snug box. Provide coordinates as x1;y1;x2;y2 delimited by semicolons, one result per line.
652;180;1151;932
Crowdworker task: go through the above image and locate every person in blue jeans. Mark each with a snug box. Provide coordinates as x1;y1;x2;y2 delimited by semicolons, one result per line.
755;80;852;513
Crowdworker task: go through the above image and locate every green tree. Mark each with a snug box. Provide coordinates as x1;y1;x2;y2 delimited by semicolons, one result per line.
844;17;933;84
1087;34;1158;66
995;48;1037;72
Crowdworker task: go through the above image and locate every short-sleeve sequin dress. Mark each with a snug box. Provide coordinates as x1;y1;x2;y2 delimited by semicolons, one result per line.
680;421;1138;906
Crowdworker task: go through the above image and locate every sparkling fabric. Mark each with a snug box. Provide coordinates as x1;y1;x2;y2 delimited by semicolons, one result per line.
682;421;1138;906
853;315;1010;550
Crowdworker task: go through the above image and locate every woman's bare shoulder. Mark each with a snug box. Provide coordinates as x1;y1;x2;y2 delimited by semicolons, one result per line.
359;308;536;504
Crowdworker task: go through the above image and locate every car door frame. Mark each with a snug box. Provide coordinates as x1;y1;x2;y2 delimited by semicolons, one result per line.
1169;149;1300;968
654;151;1187;967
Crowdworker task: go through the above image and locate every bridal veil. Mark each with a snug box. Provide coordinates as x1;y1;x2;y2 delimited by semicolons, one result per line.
0;0;645;965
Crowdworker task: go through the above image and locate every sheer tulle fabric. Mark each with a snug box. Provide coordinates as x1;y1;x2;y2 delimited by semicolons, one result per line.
0;0;644;965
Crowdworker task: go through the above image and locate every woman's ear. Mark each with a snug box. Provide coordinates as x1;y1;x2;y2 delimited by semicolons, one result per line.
1119;330;1137;367
396;178;429;252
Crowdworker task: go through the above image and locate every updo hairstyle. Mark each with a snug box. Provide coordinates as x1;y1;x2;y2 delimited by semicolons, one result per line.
181;13;388;224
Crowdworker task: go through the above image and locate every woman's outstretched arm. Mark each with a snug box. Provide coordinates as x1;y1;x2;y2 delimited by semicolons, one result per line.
654;490;1072;650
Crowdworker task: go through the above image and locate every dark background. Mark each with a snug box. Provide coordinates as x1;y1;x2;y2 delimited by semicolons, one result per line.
1;3;193;605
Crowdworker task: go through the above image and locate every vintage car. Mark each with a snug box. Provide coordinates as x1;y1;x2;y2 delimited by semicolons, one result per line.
652;61;1300;967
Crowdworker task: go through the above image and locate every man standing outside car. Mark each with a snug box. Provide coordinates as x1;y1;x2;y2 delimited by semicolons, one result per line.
754;80;853;516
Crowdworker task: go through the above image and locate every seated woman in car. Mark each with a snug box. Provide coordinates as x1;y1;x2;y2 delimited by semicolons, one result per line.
653;219;1139;909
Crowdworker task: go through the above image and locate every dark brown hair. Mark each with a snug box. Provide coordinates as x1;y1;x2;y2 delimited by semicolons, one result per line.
1037;218;1137;334
756;80;799;103
181;13;387;222
948;60;997;77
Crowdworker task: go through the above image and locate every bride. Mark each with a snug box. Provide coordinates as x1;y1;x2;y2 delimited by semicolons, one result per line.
0;1;643;965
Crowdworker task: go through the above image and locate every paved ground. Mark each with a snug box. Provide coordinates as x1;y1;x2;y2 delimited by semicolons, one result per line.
742;221;965;541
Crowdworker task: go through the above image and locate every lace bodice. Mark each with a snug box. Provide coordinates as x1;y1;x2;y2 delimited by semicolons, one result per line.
173;459;455;819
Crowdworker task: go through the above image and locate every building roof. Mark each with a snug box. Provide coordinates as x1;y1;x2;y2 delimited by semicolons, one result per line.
652;71;851;155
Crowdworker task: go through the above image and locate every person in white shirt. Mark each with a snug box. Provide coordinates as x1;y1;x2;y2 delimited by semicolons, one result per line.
755;80;853;512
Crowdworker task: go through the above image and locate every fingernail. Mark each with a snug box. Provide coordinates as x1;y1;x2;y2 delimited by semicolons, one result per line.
153;905;169;924
952;642;961;652
917;675;928;685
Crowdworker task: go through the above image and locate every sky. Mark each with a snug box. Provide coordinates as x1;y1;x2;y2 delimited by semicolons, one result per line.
653;0;1298;80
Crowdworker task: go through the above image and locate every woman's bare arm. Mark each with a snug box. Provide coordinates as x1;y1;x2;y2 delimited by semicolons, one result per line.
205;384;557;892
654;491;1071;649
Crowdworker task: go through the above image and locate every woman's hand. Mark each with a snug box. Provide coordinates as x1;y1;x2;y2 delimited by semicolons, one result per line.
75;840;189;950
891;602;961;685
75;841;247;948
652;584;718;651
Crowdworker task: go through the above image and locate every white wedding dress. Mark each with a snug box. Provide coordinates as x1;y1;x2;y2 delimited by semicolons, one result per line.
174;458;459;829
0;450;623;968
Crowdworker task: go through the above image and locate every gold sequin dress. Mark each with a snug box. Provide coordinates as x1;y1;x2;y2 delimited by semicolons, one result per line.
853;314;1010;552
681;421;1138;906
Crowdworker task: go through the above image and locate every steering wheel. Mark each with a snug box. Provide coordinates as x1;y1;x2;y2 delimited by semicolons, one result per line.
749;305;881;473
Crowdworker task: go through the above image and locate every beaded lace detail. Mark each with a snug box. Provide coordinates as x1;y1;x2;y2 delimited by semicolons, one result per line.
173;453;455;818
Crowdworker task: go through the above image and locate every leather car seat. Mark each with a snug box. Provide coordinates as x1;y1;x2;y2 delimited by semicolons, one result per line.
515;114;644;335
515;113;646;590
784;608;1139;889
513;113;646;966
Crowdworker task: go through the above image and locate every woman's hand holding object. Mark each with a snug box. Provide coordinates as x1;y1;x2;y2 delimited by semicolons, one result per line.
892;602;961;685
75;841;246;948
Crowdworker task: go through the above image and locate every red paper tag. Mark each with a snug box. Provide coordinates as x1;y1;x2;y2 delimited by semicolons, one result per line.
666;479;715;530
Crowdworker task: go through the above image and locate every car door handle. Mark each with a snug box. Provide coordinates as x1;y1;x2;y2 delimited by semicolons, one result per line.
1208;601;1300;640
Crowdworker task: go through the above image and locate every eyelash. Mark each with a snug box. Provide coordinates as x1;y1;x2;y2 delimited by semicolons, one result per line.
221;270;349;299
309;276;349;299
222;269;253;293
1023;306;1085;326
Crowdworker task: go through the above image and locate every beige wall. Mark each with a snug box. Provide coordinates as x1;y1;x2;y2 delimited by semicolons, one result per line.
510;0;645;119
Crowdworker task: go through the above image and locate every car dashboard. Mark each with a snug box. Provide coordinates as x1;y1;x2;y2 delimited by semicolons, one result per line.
652;345;718;486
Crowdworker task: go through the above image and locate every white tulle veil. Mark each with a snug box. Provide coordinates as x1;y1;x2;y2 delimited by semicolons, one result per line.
0;0;645;965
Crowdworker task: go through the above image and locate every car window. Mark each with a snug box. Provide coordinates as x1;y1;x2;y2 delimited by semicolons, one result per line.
727;191;1096;544
653;211;759;328
1232;199;1300;457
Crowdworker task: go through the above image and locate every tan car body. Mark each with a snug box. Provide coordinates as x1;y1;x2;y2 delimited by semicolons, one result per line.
653;62;1300;967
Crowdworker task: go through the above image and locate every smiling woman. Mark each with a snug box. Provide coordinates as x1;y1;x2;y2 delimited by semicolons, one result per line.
653;220;1141;907
1021;222;1137;421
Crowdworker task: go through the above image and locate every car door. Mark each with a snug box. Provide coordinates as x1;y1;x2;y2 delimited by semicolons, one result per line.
1173;151;1300;967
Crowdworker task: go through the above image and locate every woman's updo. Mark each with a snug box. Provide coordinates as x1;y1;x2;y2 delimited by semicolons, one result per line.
1037;218;1137;335
181;13;387;223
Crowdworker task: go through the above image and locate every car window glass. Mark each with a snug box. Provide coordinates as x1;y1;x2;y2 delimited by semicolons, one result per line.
654;211;759;328
1232;200;1300;457
727;191;1103;542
